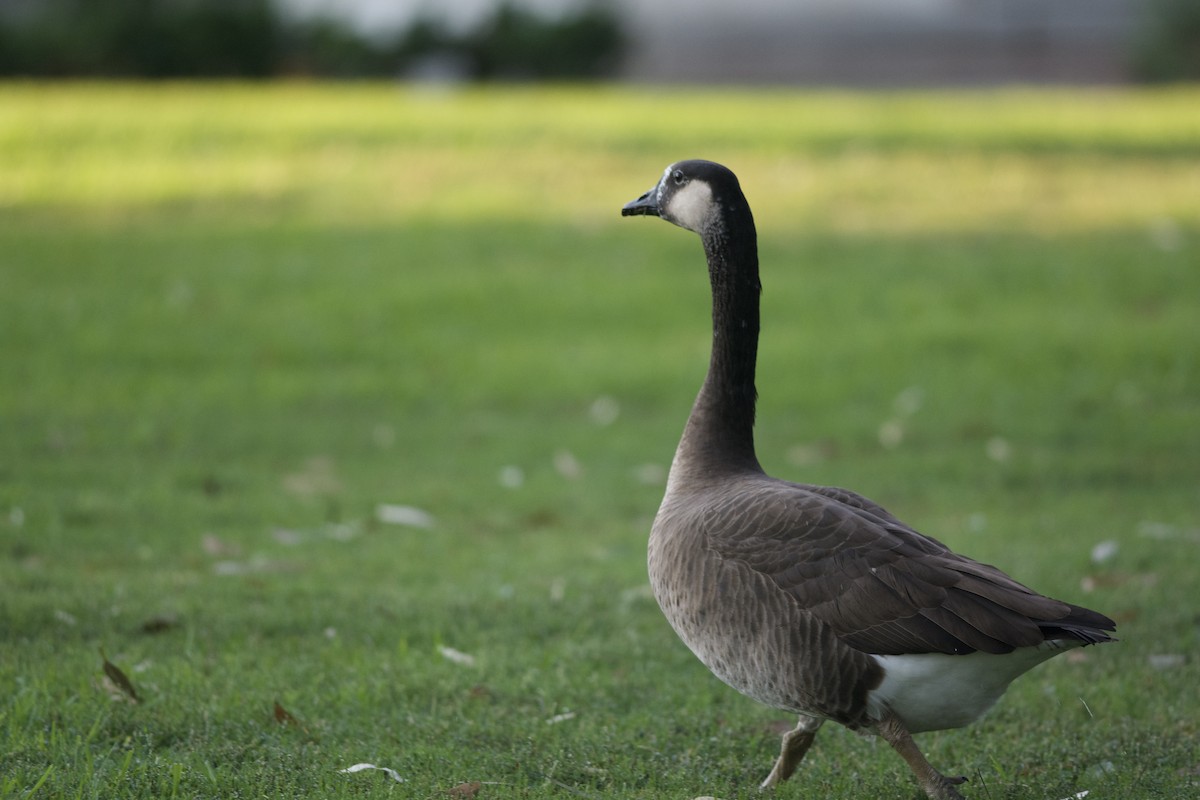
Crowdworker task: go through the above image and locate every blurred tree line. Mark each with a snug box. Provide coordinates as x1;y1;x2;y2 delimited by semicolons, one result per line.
1132;0;1200;82
0;0;626;79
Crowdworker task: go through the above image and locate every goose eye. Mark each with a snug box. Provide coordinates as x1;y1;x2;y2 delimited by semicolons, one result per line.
672;170;685;184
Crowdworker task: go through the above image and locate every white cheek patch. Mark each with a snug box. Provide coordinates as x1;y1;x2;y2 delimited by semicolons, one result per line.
667;180;715;233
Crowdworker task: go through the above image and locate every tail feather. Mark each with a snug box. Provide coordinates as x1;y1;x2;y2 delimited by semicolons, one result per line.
1039;603;1117;646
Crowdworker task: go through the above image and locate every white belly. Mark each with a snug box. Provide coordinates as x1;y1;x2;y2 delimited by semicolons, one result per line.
868;640;1076;733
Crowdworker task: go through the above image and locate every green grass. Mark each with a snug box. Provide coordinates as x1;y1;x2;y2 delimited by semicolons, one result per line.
2;82;1199;799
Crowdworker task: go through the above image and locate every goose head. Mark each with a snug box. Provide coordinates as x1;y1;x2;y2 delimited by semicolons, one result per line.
621;159;744;236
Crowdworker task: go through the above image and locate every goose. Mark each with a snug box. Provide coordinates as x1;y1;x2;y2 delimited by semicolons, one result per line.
620;160;1115;800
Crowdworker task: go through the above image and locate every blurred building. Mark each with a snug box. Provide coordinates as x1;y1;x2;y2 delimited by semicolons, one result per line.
283;0;1144;85
620;0;1141;85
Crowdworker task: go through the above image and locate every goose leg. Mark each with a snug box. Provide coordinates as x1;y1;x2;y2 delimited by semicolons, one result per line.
876;713;968;800
760;714;824;790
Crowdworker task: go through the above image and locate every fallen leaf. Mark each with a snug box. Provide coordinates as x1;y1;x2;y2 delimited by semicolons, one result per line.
274;700;302;727
201;533;240;557
1090;540;1119;565
447;781;482;798
1147;654;1186;670
985;436;1012;463
375;504;435;528
271;527;305;545
878;419;904;449
553;450;583;479
589;395;620;425
893;385;924;416
438;646;476;667
1138;521;1200;543
140;614;179;634
339;763;406;782
497;465;524;489
212;557;296;576
99;648;139;703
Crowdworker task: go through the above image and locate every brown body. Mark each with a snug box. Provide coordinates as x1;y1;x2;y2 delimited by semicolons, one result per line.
651;475;884;728
622;160;1115;799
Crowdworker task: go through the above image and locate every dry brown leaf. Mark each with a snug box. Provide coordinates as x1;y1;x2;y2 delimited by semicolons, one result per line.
274;700;300;726
99;648;139;703
447;781;483;798
140;614;179;634
272;700;318;741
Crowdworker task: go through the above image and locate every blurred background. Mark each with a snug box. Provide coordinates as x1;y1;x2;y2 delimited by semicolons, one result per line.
4;2;1199;798
1;0;1198;85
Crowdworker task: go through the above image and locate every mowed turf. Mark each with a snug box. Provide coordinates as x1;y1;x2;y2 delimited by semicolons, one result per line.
1;83;1198;799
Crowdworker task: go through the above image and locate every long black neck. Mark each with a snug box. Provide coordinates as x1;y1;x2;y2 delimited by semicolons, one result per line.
676;206;762;477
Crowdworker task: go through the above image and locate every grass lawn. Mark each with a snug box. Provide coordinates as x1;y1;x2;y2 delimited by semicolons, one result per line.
2;83;1198;799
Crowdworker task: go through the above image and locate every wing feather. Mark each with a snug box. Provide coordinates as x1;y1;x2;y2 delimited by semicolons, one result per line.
704;478;1115;656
